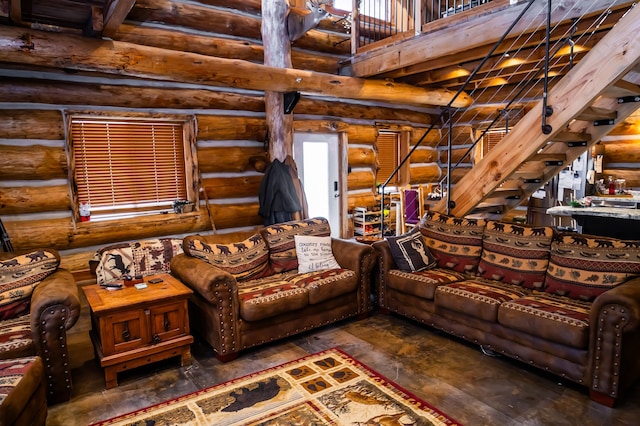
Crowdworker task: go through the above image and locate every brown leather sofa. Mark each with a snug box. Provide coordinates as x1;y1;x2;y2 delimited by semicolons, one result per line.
170;217;376;361
373;211;640;407
0;249;81;405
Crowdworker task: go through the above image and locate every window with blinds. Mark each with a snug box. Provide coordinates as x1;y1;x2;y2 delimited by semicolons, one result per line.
70;116;191;220
483;130;507;156
376;132;400;186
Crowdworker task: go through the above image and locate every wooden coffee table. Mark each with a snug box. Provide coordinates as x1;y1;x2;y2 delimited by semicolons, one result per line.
82;273;193;389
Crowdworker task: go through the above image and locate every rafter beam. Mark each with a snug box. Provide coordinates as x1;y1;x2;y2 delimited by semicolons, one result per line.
0;26;471;108
102;0;137;38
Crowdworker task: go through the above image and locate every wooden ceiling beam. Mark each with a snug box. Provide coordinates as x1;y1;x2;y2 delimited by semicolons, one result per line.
102;0;137;38
0;26;471;108
130;0;350;55
352;0;632;79
114;23;342;74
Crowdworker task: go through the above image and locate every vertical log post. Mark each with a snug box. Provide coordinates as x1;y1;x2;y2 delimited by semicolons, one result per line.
262;0;294;161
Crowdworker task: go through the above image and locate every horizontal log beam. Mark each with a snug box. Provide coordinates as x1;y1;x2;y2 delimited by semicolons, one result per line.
0;110;63;139
4;204;263;252
0;79;436;125
198;146;268;174
114;23;342;74
0;185;70;214
0;145;67;180
197;116;267;141
0;26;471;108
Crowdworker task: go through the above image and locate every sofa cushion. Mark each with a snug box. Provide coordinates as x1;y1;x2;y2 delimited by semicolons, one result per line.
387;232;437;272
0;356;43;411
420;211;486;273
91;238;183;285
0;315;33;360
477;221;553;289
260;217;331;273
290;269;357;305
237;268;354;321
0;250;60;321
387;268;468;300
237;272;308;321
498;294;590;349
184;234;271;282
544;233;640;301
294;235;341;273
435;278;530;322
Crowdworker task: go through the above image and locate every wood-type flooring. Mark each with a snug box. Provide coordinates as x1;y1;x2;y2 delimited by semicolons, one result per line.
47;296;640;425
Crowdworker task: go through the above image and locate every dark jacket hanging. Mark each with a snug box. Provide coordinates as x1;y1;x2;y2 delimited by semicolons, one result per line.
258;159;302;225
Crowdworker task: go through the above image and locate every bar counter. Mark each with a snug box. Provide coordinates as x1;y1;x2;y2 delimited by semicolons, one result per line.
547;197;640;239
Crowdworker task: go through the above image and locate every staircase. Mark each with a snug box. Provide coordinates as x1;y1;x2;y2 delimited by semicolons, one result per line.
433;3;640;218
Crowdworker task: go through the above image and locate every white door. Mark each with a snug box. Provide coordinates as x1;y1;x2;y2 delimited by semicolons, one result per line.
293;133;342;237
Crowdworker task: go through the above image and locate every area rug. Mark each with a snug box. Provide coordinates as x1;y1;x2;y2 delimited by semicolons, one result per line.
92;348;461;426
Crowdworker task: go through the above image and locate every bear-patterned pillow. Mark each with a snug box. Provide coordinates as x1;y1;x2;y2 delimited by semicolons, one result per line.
0;249;60;320
184;233;271;282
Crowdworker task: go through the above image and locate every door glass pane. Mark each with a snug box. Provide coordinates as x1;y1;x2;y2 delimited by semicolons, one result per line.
302;141;330;219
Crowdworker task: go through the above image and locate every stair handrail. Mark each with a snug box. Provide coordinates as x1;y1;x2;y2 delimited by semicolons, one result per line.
379;0;538;225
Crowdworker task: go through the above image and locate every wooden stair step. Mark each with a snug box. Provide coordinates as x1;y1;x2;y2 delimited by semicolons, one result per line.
576;106;617;121
530;153;566;162
489;188;524;199
604;79;640;97
550;131;592;142
472;203;505;214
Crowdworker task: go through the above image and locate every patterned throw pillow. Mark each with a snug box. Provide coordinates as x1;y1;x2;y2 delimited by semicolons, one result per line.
92;238;183;285
0;250;60;320
543;233;640;301
387;232;437;272
184;233;270;282
260;217;331;273
419;211;486;273
477;221;554;289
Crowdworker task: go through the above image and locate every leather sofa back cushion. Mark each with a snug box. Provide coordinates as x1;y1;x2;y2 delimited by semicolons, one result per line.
544;233;640;301
419;211;486;273
260;217;331;273
477;221;554;289
184;234;271;282
0;250;60;321
91;238;183;285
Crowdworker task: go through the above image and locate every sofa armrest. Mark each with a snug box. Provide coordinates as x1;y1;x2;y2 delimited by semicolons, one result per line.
170;253;240;304
588;277;640;403
29;268;81;405
371;239;398;309
170;253;242;356
331;238;376;313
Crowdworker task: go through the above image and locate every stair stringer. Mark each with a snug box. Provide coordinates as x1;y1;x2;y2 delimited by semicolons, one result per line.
433;3;640;217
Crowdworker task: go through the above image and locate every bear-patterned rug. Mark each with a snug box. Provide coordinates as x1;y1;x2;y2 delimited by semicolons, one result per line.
91;348;461;426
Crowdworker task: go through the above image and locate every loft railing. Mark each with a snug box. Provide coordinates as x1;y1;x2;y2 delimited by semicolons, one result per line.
378;0;629;228
353;0;494;48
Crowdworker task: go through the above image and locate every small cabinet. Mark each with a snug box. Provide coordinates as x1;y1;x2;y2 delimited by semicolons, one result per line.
83;273;193;389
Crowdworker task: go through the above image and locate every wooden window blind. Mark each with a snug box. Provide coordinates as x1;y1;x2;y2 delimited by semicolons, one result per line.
71;117;188;217
483;130;507;156
377;132;400;185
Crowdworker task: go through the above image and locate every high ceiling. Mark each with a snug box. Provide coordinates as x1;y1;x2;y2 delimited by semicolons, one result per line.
2;0;637;127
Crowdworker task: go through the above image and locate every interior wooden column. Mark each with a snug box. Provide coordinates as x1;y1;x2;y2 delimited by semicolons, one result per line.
262;0;293;162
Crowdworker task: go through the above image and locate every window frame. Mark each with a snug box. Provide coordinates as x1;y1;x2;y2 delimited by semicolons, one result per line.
66;113;198;223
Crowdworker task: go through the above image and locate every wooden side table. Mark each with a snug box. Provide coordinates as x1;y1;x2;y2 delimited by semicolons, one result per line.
82;273;193;389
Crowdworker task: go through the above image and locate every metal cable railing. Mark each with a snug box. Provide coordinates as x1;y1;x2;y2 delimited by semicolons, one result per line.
376;0;627;229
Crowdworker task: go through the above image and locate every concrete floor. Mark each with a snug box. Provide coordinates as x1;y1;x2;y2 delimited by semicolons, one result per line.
47;305;640;425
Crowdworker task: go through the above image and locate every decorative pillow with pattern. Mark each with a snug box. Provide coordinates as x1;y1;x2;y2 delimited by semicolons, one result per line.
387;232;437;272
184;233;271;282
260;217;331;273
0;249;60;320
419;211;486;273
543;233;640;301
477;221;554;289
92;238;183;285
